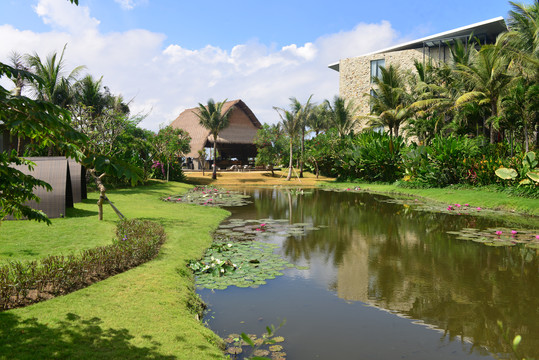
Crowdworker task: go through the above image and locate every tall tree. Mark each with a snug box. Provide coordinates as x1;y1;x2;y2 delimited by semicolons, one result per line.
152;126;191;181
194;99;233;180
368;65;410;138
25;45;84;109
455;41;513;143
324;96;359;137
289;96;313;178
0;64;86;224
254;123;286;176
274;107;301;181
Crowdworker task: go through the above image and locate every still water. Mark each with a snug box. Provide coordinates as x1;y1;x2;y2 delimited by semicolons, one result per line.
198;188;539;359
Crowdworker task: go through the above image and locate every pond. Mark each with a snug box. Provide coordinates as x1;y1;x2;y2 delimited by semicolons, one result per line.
197;188;539;360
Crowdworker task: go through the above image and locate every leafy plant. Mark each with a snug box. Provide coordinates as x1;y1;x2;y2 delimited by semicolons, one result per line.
0;219;166;310
495;151;539;185
224;320;287;360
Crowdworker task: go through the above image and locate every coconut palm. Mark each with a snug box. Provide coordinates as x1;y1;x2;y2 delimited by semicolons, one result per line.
289;96;313;178
505;0;539;79
324;96;359;137
368;65;410;138
194;99;233;180
454;41;513;143
25;45;85;108
274;107;301;181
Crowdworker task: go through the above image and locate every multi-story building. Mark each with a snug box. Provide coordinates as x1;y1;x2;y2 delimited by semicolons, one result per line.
328;17;507;129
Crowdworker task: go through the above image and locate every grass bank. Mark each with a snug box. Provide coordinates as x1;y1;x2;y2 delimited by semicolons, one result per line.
321;181;539;224
0;181;229;359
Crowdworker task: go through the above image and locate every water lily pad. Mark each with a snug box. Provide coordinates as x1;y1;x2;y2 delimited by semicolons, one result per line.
448;227;539;248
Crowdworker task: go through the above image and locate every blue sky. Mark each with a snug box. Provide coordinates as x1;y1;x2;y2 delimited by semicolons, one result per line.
0;0;513;130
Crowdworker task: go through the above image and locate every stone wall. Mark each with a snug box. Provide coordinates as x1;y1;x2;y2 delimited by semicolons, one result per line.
339;46;449;131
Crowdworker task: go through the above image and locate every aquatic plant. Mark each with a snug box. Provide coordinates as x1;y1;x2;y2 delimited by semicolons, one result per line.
162;186;251;207
447;227;539;248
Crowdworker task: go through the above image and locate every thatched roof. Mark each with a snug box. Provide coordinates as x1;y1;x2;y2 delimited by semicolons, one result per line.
170;99;262;158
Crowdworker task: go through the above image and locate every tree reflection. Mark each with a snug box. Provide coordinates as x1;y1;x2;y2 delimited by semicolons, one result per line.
236;188;539;359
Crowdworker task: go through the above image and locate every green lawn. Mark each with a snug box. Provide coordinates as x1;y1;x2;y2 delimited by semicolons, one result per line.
0;181;229;359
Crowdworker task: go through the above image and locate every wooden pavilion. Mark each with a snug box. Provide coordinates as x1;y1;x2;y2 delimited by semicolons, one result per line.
170;99;262;170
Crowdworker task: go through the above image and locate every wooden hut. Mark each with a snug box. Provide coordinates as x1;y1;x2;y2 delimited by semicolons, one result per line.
170;99;262;169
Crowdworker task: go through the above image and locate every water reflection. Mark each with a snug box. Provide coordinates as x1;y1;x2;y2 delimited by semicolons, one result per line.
205;188;539;359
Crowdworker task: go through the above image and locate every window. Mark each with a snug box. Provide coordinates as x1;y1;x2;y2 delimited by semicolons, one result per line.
370;59;385;83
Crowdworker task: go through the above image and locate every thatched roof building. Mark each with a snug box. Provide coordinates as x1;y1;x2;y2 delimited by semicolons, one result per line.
170;99;262;168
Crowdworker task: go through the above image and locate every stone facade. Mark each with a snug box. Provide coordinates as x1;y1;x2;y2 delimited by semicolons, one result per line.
339;46;449;130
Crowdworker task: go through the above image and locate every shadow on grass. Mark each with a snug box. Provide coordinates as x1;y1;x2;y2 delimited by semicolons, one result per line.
184;177;215;186
66;206;99;218
0;312;177;360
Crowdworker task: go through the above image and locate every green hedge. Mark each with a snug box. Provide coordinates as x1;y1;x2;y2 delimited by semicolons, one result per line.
0;219;166;310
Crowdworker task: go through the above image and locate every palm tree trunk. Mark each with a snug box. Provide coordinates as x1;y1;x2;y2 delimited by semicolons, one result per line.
299;127;304;178
286;139;293;181
212;135;217;180
490;102;497;144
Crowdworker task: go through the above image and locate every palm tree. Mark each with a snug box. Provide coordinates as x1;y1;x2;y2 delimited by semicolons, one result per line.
194;99;233;180
324;96;359;137
505;0;539;79
73;75;106;119
454;41;513;143
368;65;410;138
274;107;301;181
25;45;85;108
289;96;313;178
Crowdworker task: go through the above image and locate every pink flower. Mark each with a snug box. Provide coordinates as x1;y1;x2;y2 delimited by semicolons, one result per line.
455;204;461;208
476;207;481;211
346;188;350;191
464;204;469;207
255;228;261;231
209;199;213;201
495;231;502;236
511;230;517;235
260;223;267;227
202;191;206;194
447;205;453;211
167;197;171;200
177;198;181;201
536;235;539;240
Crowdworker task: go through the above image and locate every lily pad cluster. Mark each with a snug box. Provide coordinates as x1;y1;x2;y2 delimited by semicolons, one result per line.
190;218;319;290
214;218;321;242
162;186;251;207
224;332;286;360
447;227;539;248
190;241;294;290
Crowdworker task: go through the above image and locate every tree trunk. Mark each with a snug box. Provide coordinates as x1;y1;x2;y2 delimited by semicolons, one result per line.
524;121;529;153
299;127;304;178
167;161;170;182
490;102;497;144
90;171;107;221
212;135;217;180
286;139;293;181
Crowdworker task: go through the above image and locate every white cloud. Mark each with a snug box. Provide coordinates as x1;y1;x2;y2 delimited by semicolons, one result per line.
114;0;148;10
0;1;401;131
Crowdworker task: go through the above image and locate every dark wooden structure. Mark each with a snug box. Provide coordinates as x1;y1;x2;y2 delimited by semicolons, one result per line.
8;157;86;219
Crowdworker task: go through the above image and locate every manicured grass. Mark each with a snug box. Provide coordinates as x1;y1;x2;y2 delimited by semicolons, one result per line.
322;181;539;222
0;181;229;359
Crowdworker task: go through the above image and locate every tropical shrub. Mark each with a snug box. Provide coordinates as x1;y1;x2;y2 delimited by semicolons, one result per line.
402;135;480;187
345;131;405;182
0;219;166;310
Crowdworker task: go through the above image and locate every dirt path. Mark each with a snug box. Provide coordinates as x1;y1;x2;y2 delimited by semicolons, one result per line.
185;169;335;187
